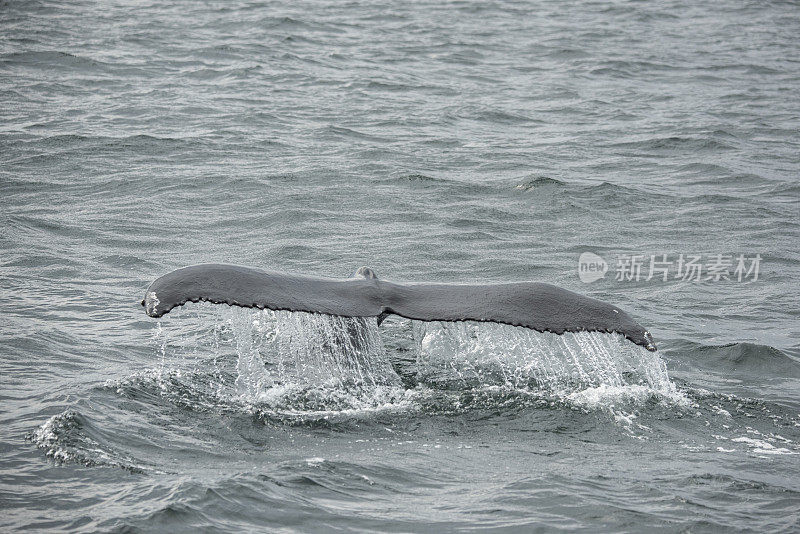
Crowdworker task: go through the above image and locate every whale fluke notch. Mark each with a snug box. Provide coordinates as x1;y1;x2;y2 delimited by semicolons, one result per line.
141;264;657;351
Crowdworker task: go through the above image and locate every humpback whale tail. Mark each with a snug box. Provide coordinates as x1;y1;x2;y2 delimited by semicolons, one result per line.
141;264;656;351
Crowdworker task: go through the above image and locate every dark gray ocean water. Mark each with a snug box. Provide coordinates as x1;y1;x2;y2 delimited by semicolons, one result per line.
2;0;800;532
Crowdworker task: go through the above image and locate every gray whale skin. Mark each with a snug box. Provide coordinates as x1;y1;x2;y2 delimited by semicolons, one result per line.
142;264;657;352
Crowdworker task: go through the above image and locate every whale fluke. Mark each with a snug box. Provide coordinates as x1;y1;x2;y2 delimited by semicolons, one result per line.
141;264;657;351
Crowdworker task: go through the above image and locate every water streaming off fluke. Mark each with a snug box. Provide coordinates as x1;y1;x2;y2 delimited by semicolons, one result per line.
151;306;678;414
412;321;676;394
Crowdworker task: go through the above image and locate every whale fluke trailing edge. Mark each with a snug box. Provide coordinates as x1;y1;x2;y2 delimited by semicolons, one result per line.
141;264;657;351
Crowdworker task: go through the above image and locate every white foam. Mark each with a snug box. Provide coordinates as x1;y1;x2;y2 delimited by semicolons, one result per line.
731;436;795;455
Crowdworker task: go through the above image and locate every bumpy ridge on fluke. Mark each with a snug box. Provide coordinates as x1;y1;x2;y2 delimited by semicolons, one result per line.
141;264;657;351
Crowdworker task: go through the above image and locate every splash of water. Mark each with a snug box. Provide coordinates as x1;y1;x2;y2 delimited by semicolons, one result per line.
143;305;681;418
412;321;676;396
140;306;407;416
220;309;407;417
224;309;401;392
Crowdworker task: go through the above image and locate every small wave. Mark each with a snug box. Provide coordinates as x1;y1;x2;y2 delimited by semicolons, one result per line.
569;180;656;203
11;133;199;160
324;125;395;143
676;162;733;176
386;173;457;188
545;48;590;61
680;342;800;378
361;80;457;95
396;173;448;184
376;173;495;196
1;50;106;71
27;410;148;473
260;15;345;34
580;181;638;194
681;472;799;493
514;176;565;191
472;109;540;125
768;181;800;201
606;136;735;152
704;63;782;75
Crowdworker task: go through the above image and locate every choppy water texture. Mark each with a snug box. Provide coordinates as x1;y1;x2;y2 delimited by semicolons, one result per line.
2;0;800;531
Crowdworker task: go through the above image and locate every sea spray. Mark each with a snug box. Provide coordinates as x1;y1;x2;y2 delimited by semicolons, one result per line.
269;311;401;389
147;305;681;417
412;321;676;396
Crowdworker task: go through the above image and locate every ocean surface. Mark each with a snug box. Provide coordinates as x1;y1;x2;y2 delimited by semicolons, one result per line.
2;0;800;531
